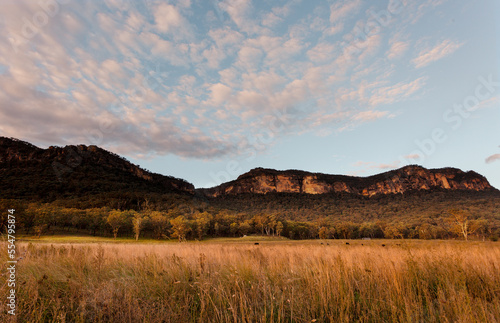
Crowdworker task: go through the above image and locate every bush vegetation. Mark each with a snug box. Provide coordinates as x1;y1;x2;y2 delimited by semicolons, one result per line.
1;189;499;241
2;241;499;322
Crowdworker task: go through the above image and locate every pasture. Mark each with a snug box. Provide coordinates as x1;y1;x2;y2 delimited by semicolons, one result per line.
1;238;499;322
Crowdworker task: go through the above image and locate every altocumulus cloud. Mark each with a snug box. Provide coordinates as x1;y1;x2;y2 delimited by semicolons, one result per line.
0;0;453;159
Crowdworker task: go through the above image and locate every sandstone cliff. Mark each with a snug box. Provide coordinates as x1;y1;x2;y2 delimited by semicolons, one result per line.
200;166;494;197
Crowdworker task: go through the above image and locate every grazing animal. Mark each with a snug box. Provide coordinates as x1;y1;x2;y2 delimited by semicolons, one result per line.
254;242;259;245
381;244;386;247
346;242;350;245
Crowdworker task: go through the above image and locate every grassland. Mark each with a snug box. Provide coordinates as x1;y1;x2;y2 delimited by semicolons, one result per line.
1;238;499;322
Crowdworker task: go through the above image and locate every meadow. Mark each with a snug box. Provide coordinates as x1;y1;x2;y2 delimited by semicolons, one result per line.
1;238;499;322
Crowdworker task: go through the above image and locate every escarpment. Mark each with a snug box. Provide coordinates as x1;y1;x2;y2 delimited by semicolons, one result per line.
200;166;493;197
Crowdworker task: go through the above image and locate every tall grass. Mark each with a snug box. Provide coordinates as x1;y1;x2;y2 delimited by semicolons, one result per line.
1;240;499;322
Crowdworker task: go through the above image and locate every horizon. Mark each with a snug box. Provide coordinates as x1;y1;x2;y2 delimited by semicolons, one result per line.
0;0;499;189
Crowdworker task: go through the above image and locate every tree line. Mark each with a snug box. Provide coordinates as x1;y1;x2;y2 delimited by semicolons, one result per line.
0;199;497;241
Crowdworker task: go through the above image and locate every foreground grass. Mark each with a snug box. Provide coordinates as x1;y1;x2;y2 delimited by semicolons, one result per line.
1;240;499;322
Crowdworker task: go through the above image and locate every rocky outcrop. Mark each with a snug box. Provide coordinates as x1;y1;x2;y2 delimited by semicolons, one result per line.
200;166;494;197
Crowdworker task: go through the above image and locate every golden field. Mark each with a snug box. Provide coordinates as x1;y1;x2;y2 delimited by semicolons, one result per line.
1;239;500;322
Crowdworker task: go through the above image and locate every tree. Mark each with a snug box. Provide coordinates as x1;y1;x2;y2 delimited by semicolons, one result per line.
254;215;266;235
230;222;239;236
336;221;359;239
170;216;191;242
319;227;328;240
86;207;108;236
194;212;210;240
107;210;127;239
69;208;87;230
447;209;481;241
473;219;489;241
26;203;55;237
214;222;221;236
33;204;54;234
133;213;148;241
276;221;284;237
360;222;383;239
328;227;337;239
238;221;251;236
34;224;47;238
150;211;170;239
20;203;37;234
383;222;408;239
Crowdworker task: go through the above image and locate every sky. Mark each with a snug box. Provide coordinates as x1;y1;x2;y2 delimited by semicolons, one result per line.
0;0;499;189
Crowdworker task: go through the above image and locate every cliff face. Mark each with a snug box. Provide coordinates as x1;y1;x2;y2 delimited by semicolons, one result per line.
200;166;494;197
0;137;194;195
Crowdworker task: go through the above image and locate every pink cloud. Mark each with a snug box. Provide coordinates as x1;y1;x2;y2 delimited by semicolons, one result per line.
412;39;463;68
485;154;500;164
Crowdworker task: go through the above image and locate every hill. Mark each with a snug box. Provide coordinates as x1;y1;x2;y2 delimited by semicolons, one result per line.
0;137;194;205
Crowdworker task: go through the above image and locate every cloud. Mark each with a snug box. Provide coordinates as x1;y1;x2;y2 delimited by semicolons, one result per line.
340;28;382;64
404;154;421;160
372;161;401;170
307;42;337;63
207;83;232;106
0;2;236;159
236;90;267;110
476;95;500;110
154;4;183;33
329;0;362;34
209;28;244;48
236;46;263;71
412;39;463;68
353;161;372;167
334;76;426;116
485;154;500;164
0;0;466;162
407;0;450;25
262;12;282;27
387;41;409;60
368;77;427;106
219;0;267;35
352;110;390;122
241;70;286;95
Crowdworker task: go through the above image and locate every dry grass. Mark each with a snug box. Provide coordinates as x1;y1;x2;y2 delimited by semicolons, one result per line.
1;240;500;322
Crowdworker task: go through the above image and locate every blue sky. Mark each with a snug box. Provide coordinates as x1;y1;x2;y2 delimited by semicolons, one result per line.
0;0;499;189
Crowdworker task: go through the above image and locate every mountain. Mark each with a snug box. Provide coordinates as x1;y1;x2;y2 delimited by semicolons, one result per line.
1;136;496;204
199;166;495;197
0;137;194;201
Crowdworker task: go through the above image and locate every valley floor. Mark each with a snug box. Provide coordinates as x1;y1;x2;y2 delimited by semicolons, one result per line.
1;238;499;322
